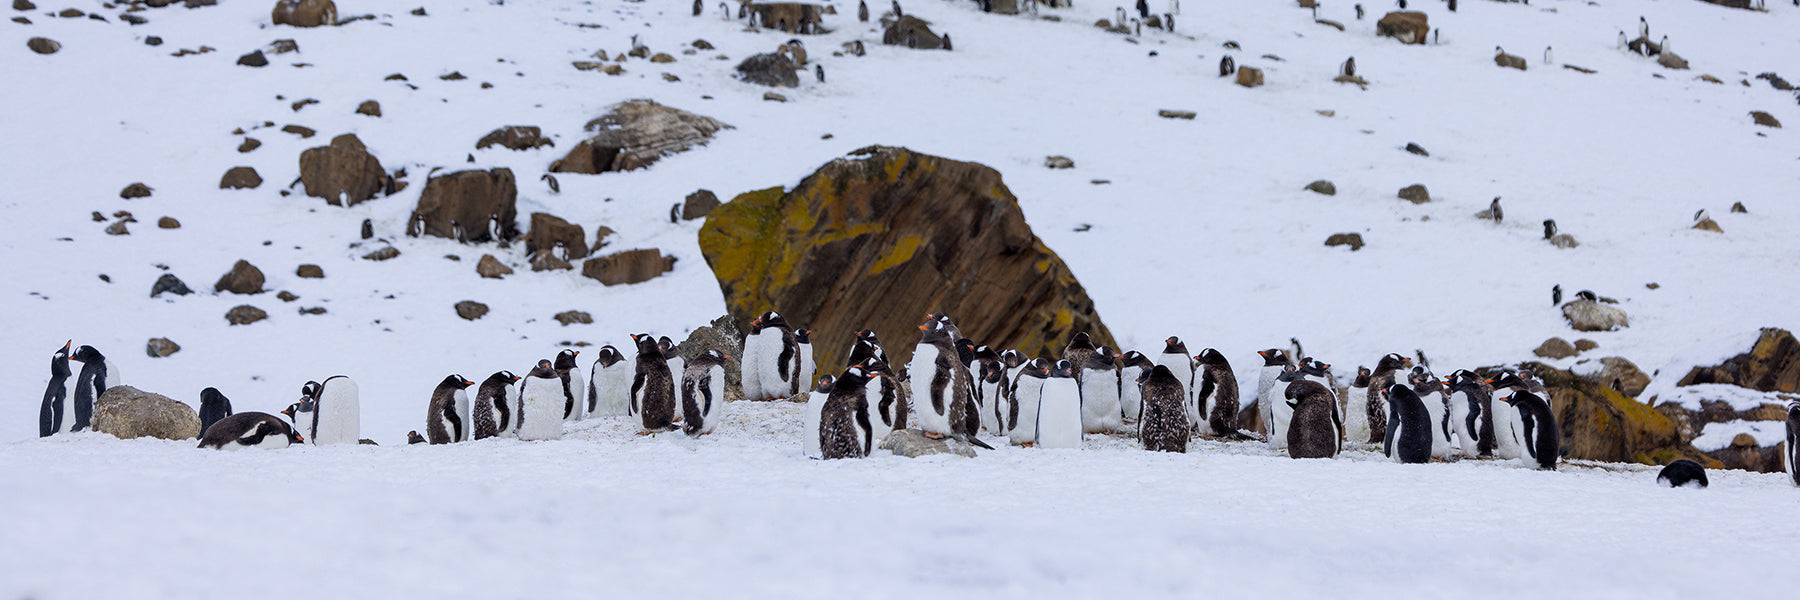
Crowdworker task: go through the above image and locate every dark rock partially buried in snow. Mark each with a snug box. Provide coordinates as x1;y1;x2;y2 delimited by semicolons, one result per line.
226;305;268;325
214;260;265;295
1676;328;1800;393
151;273;193;297
362;246;400;261
1324;232;1363;251
1534;337;1577;359
455;300;489;321
295;264;324;278
525;212;588;261
549;100;731;175
880;428;978;458
272;0;338;28
682;189;721;221
121;183;153;199
146;337;181;358
1376;11;1428;45
412;168;518;242
220;166;263;189
1305;180;1336;195
299;134;386;207
1397;184;1430;204
735;52;800;88
553;310;592;326
356;100;381;117
476;125;554;151
27;37;60;54
1750;111;1781;128
1045;156;1075;169
1158;110;1197;120
881;14;944;49
93;385;202;440
237;50;268;67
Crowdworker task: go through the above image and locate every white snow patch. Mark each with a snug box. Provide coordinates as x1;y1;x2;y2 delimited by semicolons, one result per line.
1692;419;1789;452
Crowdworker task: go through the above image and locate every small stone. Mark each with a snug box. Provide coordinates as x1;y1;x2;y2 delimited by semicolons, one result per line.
356;100;381;117
692;39;714;50
27;37;60;54
268;39;299;54
184;0;216;7
553;310;592;326
1235;66;1264;88
238;137;261;153
146;37;163;46
1692;218;1723;233
1574;339;1599;352
298;306;326;315
276;291;298;302
1044;156;1075;169
1316;110;1335;117
650;52;675;63
150;273;192;297
1646;283;1660;290
214;260;265;294
362;247;400;261
1158;109;1197;119
530;252;572;272
1324;232;1363;251
225;305;267;325
1404;142;1429;157
157;217;180;229
662;73;681;82
476;254;513;279
120;183;153;199
14;0;35;10
281;124;316;138
454;300;489;321
1750;111;1781;128
1533;337;1577;359
237;50;268;67
879;428;978;458
220;166;262;189
56;8;81;17
385;73;408;81
104;221;130;236
290;98;318;111
295;264;324;278
113;211;136;222
1305;180;1336;196
1730;202;1747;214
146;338;180;358
411;7;425;15
440;71;466;80
1397;184;1430;204
763;91;788;102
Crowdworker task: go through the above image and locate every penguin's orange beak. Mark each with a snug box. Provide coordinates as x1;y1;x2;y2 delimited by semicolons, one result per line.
511;376;521;383
1257;351;1267;357
724;355;733;359
918;325;928;330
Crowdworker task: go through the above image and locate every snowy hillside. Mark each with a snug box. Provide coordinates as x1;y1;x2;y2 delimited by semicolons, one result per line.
5;0;1800;596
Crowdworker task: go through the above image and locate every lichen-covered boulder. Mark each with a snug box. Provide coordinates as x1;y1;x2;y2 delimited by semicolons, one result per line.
1521;362;1706;466
548;100;730;174
93;386;202;440
881;15;944;49
1678;328;1800;393
699;145;1116;369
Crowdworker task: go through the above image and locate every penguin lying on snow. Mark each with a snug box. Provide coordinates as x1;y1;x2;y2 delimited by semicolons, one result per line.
198;413;303;450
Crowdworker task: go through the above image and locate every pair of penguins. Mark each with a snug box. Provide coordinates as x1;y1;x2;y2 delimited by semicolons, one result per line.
197;377;361;450
39;341;120;437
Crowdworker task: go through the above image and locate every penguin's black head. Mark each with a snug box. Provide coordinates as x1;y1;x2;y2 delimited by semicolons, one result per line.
1285;379;1320;401
71;345;105;363
300;381;322;401
1141;365;1166;384
1197;348;1227;366
408;431;426;444
658;336;676;351
1259;349;1289;367
975;345;1001;364
1576;290;1598;302
281;403;299;420
54;340;71;360
1303;359;1331;377
201;387;227;405
555;349;580;371
530;359;557;379
276;421;304;444
50;341;72;376
838;364;872;388
918;318;951;343
1002;349;1026;368
815;374;836;394
1352;367;1371;387
1276;364;1300;381
981;360;1005;383
596;346;623;367
795;329;811;344
455;375;474;388
1053;359;1075;378
758;312;787;330
1162;336;1185;355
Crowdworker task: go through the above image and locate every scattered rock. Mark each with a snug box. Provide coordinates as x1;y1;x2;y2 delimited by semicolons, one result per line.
650;52;675;63
299;306;326;315
1157;109;1197;119
591;226;616;252
736;53;800;87
1550;234;1580;249
1692;217;1723;233
1706;434;1783;473
236;50;269;67
682;189;721;221
879;428;978;458
120;183;153;199
681;316;746;402
662;73;681;82
1375;11;1428;45
295;264;324;278
281;124;316;138
1750;111;1781;128
526;212;589;261
13;0;35;11
882;14;945;49
553;310;592;326
692;39;714;50
225;304;268;325
549;100;731;174
1731;202;1748;214
1044;156;1075;169
1235;66;1264;88
1587;356;1651;397
92;386;201;441
530;252;572;272
214;260;265;295
412;168;518;242
1404;142;1429;157
1324;232;1363;251
1397;184;1430;204
1657;52;1688;70
91;211;106;222
268;39;298;54
272;0;339;28
220;166;262;189
362;246;400;261
582;248;676;286
356;100;381;117
56;8;80;18
276;291;298;302
1574;339;1599;352
1494;50;1528;71
1332;74;1368;88
763;91;788;102
27;37;60;54
104;221;130;236
150;273;192;297
146;36;163;46
146;338;181;358
476;125;553;151
157;217;180;229
238;137;261;153
186;0;217;8
1304;180;1336;196
472;255;513;279
298;133;386;206
1562;297;1628;332
454;300;489;321
1534;337;1578;359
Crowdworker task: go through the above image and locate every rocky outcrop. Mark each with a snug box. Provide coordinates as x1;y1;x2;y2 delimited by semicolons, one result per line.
298;134;386;207
735;53;800;88
476;125;554;151
880;428;978;457
698;145;1116;369
1535;337;1577;359
748;2;824;34
1562;298;1628;332
476;254;512;279
549;100;731;174
681;315;746;403
214;260;265;295
525;212;588;261
272;0;337;28
881;15;944;49
411;168;518;242
1376;11;1428;45
582;249;676;286
1678;328;1800;393
1524;362;1706;466
93;386;201;440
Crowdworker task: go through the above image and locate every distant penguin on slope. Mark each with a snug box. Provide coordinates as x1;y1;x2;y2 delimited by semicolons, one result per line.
518;360;564;441
555;349;584;421
1118;351;1154;423
198;387;234;437
1285;380;1341;459
803;374;835;459
1036;359;1084;449
588;345;632;417
1194;348;1240;437
631;333;679;433
682;350;729;438
307;376;361;445
819;366;875;459
1501;390;1559;470
859;0;869;21
426;374;475;444
474;371;521;440
1383;384;1433;464
197;413;303;450
1138;365;1189;453
1009;358;1051;447
69;345;121;433
39;341;74;437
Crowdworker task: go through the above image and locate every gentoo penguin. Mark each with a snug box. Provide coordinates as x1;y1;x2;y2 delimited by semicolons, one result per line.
1395;0;1406;9
1067;334;1121;434
1036;359;1084;449
1285;380;1341;459
1342;56;1356;78
819;366;875;460
489;215;511;248
692;0;703;16
1256;349;1295;448
407;213;424;237
1553;285;1563;307
1138;365;1188;453
1383;384;1432;464
473;371;520;440
1409;367;1452;459
1194;348;1240;437
281;396;312;434
802;374;835;459
815;64;825;83
892;0;903;18
1355;3;1364;19
1487;373;1533;460
1617;30;1627;50
1342;366;1372;445
198;387;234;437
1156;336;1195;412
942;32;952;51
682;350;729;438
1639;16;1649;40
197;413;303;450
660;338;684;413
451;220;468;244
1220;55;1235;77
1787;401;1800;487
306;376;361;445
1136;0;1149;18
1115;6;1127;25
39;341;74;436
742;312;800;401
69;345;121;433
587;345;631;417
794;329;815;402
1118;351;1154;423
1656;459;1708;488
1365;353;1410;444
858;0;869;21
517;360;564;441
977;359;1009;434
555;349;584;421
1443;370;1489;457
630;333;679;433
1501;390;1559;470
361;218;374;240
1543;46;1553;65
426;374;475;444
907;315;969;442
1009;358;1051;446
848;334;905;440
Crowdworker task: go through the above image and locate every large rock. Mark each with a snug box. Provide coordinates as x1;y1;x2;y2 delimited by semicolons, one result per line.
735;53;800;88
1397;184;1430;204
1587;356;1651;398
681;315;746;403
298;134;386;207
1678;328;1800;393
682;189;721;221
92;386;201;440
1534;337;1577;359
748;2;824;34
214;260;265;295
150;273;192;297
476;254;513;279
1235;67;1264;88
881;15;944;49
272;0;337;28
476;125;554;151
411;168;518;242
1704;434;1783;472
548;100;731;174
525;212;588;261
27;37;60;55
879;428;979;458
455;300;489;321
1525;362;1707;466
1376;11;1428;45
582;248;676;285
226;305;268;325
1562;298;1628;332
698;145;1117;369
220;167;263;189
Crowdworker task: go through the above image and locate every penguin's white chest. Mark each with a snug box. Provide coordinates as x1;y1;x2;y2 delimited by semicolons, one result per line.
1078;370;1122;434
1421;391;1450;458
978;379;1005;434
519;378;565;441
453;389;471;442
563;370;586;421
1008;377;1045;446
595;364;632;417
313;379;361;445
1344;386;1371;446
1119;366;1146;422
907;349;952;435
1037;379;1083;449
803;390;828;459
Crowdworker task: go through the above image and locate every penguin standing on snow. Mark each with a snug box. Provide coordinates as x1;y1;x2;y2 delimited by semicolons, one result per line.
426;374;475;444
1258;350;1297;448
1784;401;1800;487
1067;334;1121;433
1501;390;1559;470
819;366;875;459
587;345;631;417
517;360;565;441
849;334;903;437
1342;366;1372;445
1444;370;1489;457
306;376;361;445
555;349;584;421
803;374;835;459
1285;380;1342;459
1008;358;1051;446
473;371;520;440
1118;351;1153;423
1155;337;1194;408
198;387;234;436
39;341;74;437
907;315;989;448
977;359;1009;434
795;329;815;401
1138;365;1189;453
1193;348;1240;437
1383;384;1433;464
742;312;800;401
1036;359;1084;449
682;349;729;438
68;345;121;433
1487;373;1533;459
630;333;679;433
659;337;684;398
1410;367;1452;459
197;413;303;450
1365;353;1410;444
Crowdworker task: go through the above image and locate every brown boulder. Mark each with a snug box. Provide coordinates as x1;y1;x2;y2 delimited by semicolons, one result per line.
362;246;400;261
681;189;721;221
1527;362;1707;466
476;254;513;279
146;337;181;358
1397;184;1430;204
1534;337;1577;359
736;53;801;88
158;217;180;229
356;100;381;117
549;100;731;174
298;133;386;206
882;14;944;49
27;37;60;54
1678;328;1800;393
582;249;676;286
93;386;201;440
750;2;824;34
1323;233;1363;251
121;183;153;199
220;166;263;189
1494;51;1528;71
295;264;324;278
1235;66;1264;88
1750;111;1781;128
411;168;518;242
525;212;588;261
1376;11;1428;45
214;260;265;294
476;125;554;151
1589;356;1651;397
272;0;337;28
698;145;1116;369
455;300;488;321
554;310;593;326
1304;180;1336;195
225;305;268;325
1705;434;1783;472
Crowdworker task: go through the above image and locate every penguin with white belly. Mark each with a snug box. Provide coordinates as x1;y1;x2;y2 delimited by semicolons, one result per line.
588;345;632;417
1365;353;1411;444
1193;348;1240;437
795;329;815;399
1254;349;1294;441
198;388;234;436
517;360;565;441
803;374;835;459
474;371;521;440
682;349;729;438
977;359;1009;434
1409;367;1453;460
1068;334;1122;434
426;374;475;444
907;315;991;448
307;376;361;445
659;337;685;404
630;333;679;434
1785;401;1800;487
954;338;984;439
69;345;121;432
1342;367;1372;446
1285;380;1341;459
848;335;905;441
742;312;800;401
38;341;74;437
819;366;875;459
197;413;303;450
1036;359;1084;449
1118;351;1154;423
555;349;584;421
1009;358;1051;446
1156;337;1195;408
1443;370;1488;458
1487;373;1531;460
1138;365;1188;453
1383;383;1433;464
1500;389;1559;470
1263;358;1299;449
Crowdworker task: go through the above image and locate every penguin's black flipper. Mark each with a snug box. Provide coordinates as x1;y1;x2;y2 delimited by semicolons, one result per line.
960;434;995;450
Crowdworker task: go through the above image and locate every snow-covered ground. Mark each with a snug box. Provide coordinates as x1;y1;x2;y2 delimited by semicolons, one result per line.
6;0;1800;596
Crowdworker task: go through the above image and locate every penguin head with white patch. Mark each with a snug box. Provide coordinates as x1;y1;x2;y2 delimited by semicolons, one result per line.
980;360;1006;383
1051;359;1076;379
50;340;72;377
1301;358;1332;378
956;338;978;365
1019;358;1052;379
1162;336;1187;356
975;345;1001;365
1196;348;1228;367
1275;364;1301;382
814;374;836;394
1001;349;1026;369
837;364;873;389
595;346;624;368
407;431;427;444
917;316;953;344
1487;372;1528;392
70;345;106;364
529;359;558;380
444;374;475;390
280;402;301;424
1121;350;1153;369
691;349;729;369
628;334;660;356
1353;366;1372;387
299;381;322;402
795;329;812;344
755;312;788;332
554;349;580;372
1258;349;1291;367
1375;353;1409;373
659;337;680;359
